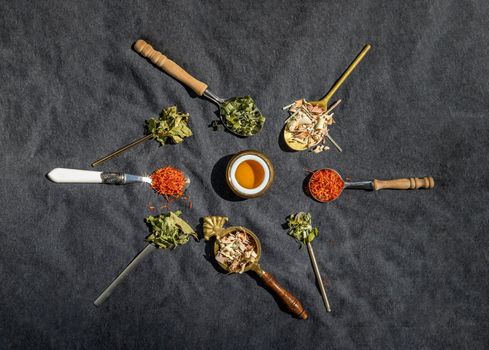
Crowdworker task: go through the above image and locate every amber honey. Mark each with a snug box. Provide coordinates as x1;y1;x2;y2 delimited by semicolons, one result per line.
235;160;265;189
226;150;274;198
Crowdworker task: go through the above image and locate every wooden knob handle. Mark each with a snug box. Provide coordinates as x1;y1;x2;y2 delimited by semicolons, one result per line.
259;271;308;319
134;39;208;96
372;176;435;190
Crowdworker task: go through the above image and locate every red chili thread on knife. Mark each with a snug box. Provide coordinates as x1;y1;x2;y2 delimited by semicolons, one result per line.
308;169;344;202
150;166;186;200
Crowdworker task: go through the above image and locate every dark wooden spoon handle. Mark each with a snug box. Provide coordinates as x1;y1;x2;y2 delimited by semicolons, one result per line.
259;271;308;319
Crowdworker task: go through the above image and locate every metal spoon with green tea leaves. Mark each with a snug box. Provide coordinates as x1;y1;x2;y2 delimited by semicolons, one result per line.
94;211;197;306
134;40;265;137
287;212;331;313
92;106;192;167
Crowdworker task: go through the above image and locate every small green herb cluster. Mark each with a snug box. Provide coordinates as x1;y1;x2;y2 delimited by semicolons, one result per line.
146;106;192;145
145;211;198;250
287;212;318;246
220;96;265;136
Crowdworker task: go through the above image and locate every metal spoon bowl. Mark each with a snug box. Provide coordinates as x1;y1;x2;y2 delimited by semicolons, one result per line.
211;226;262;273
203;90;264;137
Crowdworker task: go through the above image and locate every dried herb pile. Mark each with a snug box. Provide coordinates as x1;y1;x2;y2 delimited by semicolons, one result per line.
145;211;198;249
146;106;192;144
309;169;344;202
150;166;187;199
284;99;341;153
215;230;258;273
287;212;318;246
220;96;265;136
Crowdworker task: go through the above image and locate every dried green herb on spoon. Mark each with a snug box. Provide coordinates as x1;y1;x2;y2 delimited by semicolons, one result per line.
94;211;197;306
92;106;192;167
218;96;265;136
288;211;319;245
146;106;192;145
145;211;198;249
287;212;331;312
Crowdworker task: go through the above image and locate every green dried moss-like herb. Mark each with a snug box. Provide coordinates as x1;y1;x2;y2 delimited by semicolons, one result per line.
145;211;198;250
220;96;265;136
287;212;318;246
146;106;192;145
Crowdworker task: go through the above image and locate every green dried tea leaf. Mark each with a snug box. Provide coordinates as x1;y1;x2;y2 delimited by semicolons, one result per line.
146;106;193;145
287;212;318;246
145;211;198;250
220;96;265;136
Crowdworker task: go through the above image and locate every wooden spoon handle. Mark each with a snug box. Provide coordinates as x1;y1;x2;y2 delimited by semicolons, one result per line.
134;39;208;96
259;270;308;319
372;176;435;190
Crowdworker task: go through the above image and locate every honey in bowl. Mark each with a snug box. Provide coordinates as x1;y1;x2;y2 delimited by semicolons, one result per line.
226;150;274;198
235;160;265;189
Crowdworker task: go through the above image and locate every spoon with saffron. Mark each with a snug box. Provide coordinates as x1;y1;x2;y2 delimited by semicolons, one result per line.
47;167;190;195
308;168;435;202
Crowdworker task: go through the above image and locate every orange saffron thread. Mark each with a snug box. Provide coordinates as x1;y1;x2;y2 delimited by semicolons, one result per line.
308;169;344;202
150;166;186;200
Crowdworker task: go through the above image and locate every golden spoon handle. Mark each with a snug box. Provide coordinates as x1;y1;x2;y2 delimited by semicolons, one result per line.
307;242;331;312
91;134;153;167
319;44;371;106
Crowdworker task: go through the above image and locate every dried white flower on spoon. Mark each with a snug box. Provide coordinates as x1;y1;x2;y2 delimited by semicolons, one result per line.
284;99;342;153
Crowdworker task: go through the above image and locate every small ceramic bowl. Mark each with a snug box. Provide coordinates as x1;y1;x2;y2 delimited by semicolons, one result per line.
226;150;274;198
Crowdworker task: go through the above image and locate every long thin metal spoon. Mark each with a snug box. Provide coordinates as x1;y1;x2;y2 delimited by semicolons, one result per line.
94;213;196;306
47;168;190;188
134;40;264;137
94;244;155;306
307;242;331;312
91;134;153;167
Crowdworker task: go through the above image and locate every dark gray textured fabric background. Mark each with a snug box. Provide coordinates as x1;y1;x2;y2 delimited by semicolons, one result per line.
1;1;488;349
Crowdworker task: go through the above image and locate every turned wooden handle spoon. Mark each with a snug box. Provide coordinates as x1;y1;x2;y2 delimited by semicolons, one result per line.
308;168;435;202
203;216;308;319
134;39;265;137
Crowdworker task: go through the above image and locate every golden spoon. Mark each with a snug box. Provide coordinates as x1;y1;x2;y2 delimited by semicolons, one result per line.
284;44;371;151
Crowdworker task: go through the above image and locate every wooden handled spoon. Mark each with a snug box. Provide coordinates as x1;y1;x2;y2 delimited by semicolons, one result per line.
134;40;265;137
308;168;434;202
203;216;308;319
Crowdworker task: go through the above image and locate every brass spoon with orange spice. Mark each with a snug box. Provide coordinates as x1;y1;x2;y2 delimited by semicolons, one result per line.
308;168;435;202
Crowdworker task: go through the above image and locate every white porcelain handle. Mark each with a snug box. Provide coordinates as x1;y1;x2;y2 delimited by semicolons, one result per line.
47;168;103;183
